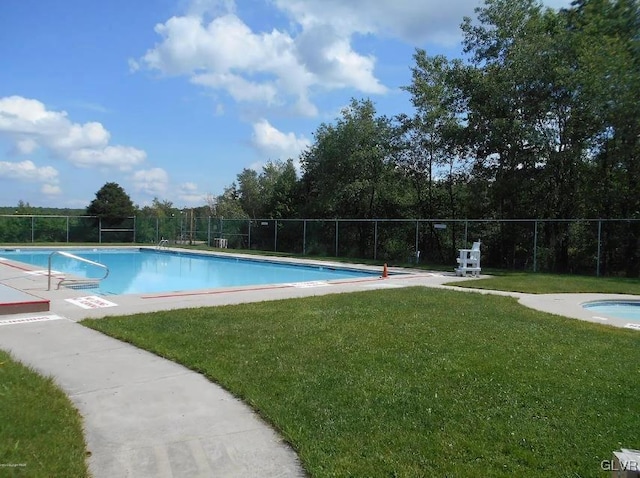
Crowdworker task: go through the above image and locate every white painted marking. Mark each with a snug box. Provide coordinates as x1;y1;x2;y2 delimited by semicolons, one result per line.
188;440;213;475
152;445;173;478
0;314;66;326
624;323;640;331
360;283;404;289
289;281;329;288
65;296;117;309
25;269;64;276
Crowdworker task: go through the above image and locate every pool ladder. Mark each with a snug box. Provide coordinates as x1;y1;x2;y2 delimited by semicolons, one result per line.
157;239;169;249
48;251;109;291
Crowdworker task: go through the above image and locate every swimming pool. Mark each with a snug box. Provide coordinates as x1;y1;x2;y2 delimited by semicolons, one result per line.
583;300;640;321
0;248;380;295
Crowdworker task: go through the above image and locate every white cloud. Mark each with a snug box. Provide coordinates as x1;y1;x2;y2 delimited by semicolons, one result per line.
69;146;146;171
42;184;62;195
274;0;573;46
177;182;203;204
274;0;471;45
137;2;386;116
16;138;38;155
131;167;169;195
0;160;58;183
251;119;310;161
0;96;146;171
0;159;60;194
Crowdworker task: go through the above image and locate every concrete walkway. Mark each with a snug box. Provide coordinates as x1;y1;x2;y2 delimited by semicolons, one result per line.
0;316;304;478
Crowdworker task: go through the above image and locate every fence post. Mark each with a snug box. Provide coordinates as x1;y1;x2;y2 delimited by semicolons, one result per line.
533;220;538;272
415;221;419;259
274;219;278;252
248;220;251;249
99;217;102;244
464;220;468;246
335;220;339;257
303;219;307;256
66;216;69;243
597;220;602;277
31;216;34;243
156;217;159;243
207;217;211;246
133;216;137;243
374;220;378;261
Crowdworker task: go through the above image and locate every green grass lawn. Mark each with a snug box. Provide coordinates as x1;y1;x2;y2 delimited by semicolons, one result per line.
0;350;89;477
83;287;640;477
447;271;640;295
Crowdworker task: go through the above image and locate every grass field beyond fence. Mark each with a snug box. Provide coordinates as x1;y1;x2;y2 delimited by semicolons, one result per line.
83;287;640;477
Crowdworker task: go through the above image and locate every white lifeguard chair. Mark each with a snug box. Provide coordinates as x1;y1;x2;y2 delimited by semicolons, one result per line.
455;240;481;277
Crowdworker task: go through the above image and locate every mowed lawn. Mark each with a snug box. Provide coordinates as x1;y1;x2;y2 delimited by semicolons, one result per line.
83;287;640;477
447;271;640;294
0;350;89;477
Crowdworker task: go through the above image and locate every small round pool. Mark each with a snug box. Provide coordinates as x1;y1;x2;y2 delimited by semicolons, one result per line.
583;301;640;321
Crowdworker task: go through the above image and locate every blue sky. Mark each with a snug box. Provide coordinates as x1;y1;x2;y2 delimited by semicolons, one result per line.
0;0;569;209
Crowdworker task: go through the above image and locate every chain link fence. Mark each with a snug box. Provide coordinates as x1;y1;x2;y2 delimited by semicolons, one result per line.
1;215;639;276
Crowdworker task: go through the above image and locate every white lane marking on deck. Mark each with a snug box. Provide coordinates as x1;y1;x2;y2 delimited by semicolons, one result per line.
25;269;64;276
188;440;214;475
153;445;174;478
360;283;404;289
65;296;118;309
592;316;609;321
624;323;640;330
288;281;329;288
0;314;66;326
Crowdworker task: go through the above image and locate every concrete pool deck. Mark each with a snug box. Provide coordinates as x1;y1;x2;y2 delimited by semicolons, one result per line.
0;247;638;477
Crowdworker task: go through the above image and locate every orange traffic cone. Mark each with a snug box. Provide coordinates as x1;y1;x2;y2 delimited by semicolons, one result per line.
382;263;389;278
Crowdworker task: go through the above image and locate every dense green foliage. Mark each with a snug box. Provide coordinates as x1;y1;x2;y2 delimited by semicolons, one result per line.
0;350;89;477
83;287;640;477
86;182;135;221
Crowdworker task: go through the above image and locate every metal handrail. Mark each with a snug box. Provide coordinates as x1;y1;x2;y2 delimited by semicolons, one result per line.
48;251;109;291
157;239;169;249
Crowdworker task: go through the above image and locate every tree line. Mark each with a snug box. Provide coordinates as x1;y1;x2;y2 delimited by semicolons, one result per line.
201;0;638;275
3;0;638;275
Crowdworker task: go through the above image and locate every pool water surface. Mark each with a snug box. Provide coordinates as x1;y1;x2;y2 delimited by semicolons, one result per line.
583;300;640;321
0;248;379;295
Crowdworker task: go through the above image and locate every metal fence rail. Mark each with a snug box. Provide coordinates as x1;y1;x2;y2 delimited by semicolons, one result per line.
1;214;639;277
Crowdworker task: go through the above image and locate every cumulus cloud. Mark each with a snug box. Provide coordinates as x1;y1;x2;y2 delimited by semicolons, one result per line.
0;159;60;195
177;182;203;204
0;96;146;171
275;0;573;45
136;2;386;116
138;0;568;116
41;184;62;196
131;167;169;195
251;119;309;162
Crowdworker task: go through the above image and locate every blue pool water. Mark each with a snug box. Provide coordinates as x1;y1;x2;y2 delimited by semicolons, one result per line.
583;301;640;321
0;248;379;295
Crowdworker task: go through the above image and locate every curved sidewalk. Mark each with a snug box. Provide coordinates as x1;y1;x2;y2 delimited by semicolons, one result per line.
0;317;305;478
